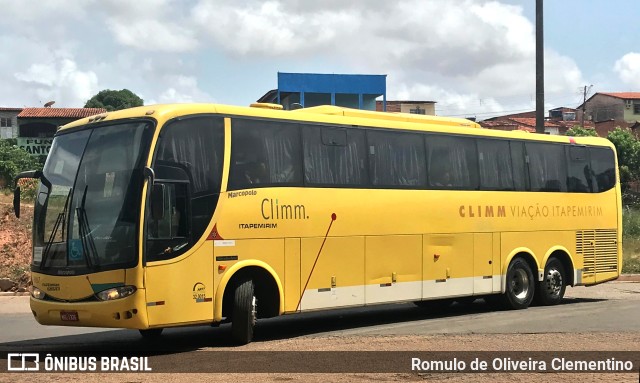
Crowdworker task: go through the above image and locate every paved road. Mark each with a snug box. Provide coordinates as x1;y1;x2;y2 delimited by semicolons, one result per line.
0;282;638;352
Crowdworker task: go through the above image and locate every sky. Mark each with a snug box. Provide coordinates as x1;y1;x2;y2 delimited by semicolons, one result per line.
1;0;639;120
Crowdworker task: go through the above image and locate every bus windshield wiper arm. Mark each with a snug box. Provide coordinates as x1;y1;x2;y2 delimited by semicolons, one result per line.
76;185;100;267
40;187;72;270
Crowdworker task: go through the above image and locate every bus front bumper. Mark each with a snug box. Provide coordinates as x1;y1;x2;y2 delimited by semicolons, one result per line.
30;290;149;329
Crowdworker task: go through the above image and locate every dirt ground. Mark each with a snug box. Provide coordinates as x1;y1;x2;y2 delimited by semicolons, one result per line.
0;195;33;290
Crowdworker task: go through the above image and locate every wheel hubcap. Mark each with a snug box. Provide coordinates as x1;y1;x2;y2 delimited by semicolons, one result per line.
510;269;530;300
545;268;562;297
250;296;257;326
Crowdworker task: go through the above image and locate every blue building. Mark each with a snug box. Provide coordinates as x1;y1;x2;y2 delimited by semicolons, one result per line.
258;72;387;111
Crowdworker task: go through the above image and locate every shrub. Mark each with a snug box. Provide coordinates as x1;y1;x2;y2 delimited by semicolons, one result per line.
0;139;41;190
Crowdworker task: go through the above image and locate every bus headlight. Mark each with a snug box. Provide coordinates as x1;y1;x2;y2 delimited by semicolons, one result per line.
31;286;46;300
96;286;137;301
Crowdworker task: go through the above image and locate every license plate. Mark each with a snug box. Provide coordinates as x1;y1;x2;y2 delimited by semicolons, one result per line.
60;311;79;321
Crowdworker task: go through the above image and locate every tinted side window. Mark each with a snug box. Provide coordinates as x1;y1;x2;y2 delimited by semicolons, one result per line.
368;130;426;187
303;126;367;186
567;146;593;192
526;142;567;192
478;139;513;190
590;147;616;192
150;116;224;260
156;117;224;195
510;141;527;191
229;119;302;190
426;135;478;189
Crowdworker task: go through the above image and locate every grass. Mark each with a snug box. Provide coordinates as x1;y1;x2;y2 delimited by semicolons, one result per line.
622;207;640;273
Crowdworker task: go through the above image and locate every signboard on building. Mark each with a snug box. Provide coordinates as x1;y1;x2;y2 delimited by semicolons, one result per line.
17;138;53;155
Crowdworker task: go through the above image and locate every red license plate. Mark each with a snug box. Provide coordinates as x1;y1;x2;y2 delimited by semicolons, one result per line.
60;311;79;321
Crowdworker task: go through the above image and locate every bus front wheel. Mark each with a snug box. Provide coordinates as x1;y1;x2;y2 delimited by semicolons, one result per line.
534;258;566;306
502;257;535;310
231;278;257;345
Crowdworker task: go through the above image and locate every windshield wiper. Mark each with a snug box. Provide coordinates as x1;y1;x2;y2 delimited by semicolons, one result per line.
76;185;100;268
40;187;72;270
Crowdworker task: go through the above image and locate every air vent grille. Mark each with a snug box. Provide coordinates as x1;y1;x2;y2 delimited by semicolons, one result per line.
576;229;618;275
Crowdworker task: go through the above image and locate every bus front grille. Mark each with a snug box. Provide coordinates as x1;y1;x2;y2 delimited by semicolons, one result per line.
576;229;618;276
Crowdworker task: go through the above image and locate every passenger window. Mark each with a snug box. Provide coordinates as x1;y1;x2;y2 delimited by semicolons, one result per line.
510;142;527;191
526;142;567;192
567;146;593;192
368;130;426;187
426;135;478;189
478;139;514;190
229;119;302;190
590;147;616;192
303;126;367;186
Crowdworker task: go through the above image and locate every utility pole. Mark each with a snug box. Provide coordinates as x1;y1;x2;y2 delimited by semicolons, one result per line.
581;85;592;128
535;0;545;133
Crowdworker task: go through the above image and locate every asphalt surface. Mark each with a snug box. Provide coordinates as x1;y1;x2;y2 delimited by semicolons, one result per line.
0;281;638;351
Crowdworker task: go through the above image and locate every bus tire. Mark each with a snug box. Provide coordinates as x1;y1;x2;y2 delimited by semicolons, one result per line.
502;257;535;310
139;328;163;339
231;278;256;345
535;258;566;306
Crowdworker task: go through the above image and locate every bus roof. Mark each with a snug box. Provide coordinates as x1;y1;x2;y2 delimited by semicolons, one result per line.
59;103;614;148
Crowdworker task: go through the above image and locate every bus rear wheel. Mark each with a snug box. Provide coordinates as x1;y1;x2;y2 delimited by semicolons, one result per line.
231;278;257;345
534;258;566;306
501;257;535;310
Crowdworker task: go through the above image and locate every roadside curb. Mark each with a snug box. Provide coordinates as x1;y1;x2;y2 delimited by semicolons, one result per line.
617;274;640;282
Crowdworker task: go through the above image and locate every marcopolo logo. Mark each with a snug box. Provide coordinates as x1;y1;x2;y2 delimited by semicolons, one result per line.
7;353;40;371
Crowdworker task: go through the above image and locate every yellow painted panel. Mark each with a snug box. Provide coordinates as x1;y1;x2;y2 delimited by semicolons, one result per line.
500;231;577;275
365;235;421;304
284;238;301;312
32;269;125;301
473;233;493;294
145;241;214;326
300;236;364;305
423;233;474;280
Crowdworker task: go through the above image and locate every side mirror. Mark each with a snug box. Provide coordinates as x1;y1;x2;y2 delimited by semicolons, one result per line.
151;184;165;220
13;187;21;218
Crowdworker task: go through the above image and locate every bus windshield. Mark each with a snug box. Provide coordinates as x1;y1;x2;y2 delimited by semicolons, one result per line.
33;121;153;273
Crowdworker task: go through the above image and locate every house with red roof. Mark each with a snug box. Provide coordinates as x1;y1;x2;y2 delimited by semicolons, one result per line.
479;107;592;135
17;107;106;138
580;92;640;136
0;106;105;156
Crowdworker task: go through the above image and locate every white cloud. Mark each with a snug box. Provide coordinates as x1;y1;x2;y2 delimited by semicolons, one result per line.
105;18;198;52
190;0;584;115
614;52;640;88
192;1;356;56
152;75;214;104
0;0;591;115
15;56;99;107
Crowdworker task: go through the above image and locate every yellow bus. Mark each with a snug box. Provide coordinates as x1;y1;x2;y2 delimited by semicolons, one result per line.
14;103;621;344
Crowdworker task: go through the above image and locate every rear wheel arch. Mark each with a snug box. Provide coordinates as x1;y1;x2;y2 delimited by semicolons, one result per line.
502;249;539;283
542;248;574;286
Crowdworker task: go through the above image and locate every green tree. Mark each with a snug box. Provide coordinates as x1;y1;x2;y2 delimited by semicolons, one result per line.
84;89;144;111
565;125;597;137
0;140;41;190
607;127;640;187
